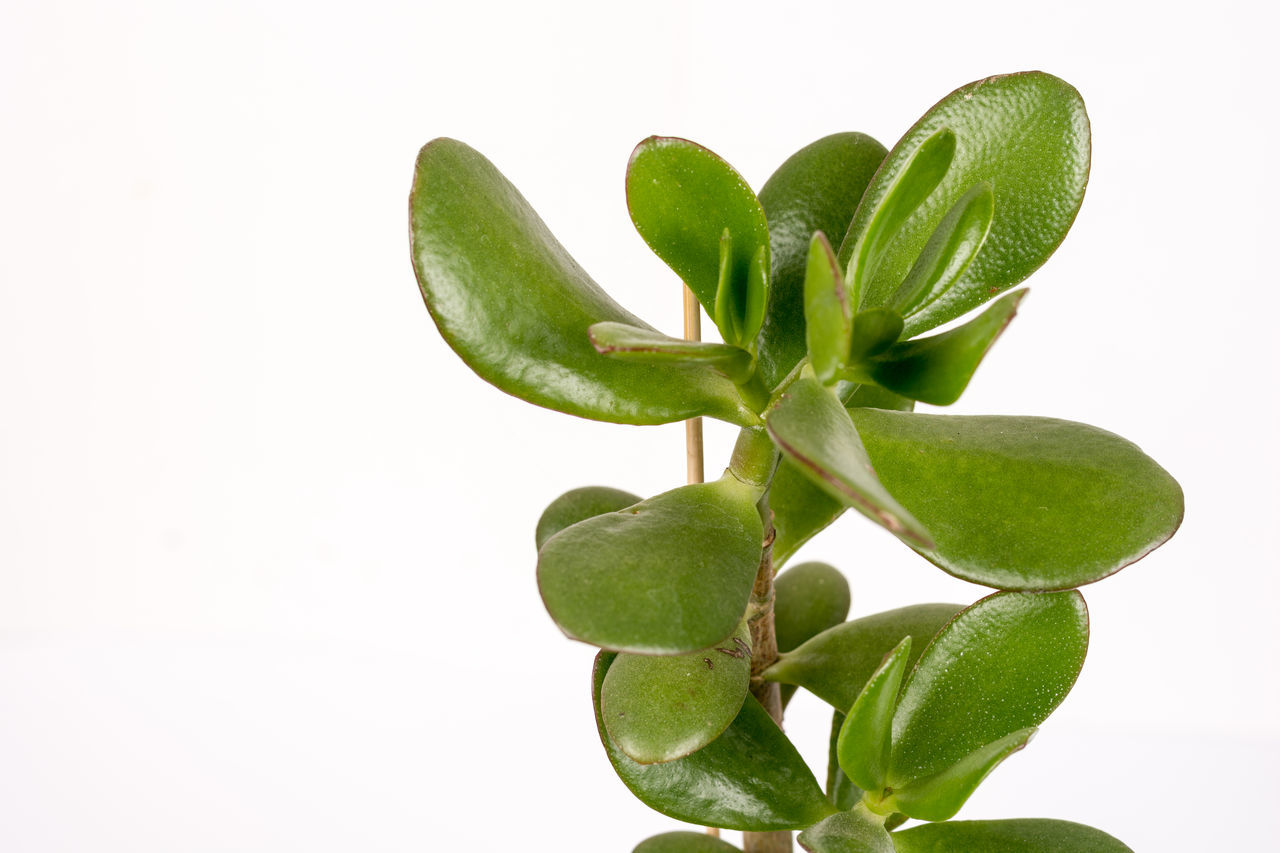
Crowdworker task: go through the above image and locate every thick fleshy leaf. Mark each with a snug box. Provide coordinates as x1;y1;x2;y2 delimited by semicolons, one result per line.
798;807;894;853
890;182;994;317
837;638;911;792
602;621;752;764
827;711;861;811
775;561;852;654
594;652;837;831
892;819;1133;852
410;139;756;426
766;376;931;547
538;475;763;654
758;133;888;390
849;409;1185;589
535;485;641;550
763;604;961;712
589;321;753;382
847;309;904;365
634;832;742;853
860;290;1024;406
889;591;1087;786
805;231;854;385
840;72;1090;338
888;727;1034;821
627;136;770;344
842;384;915;412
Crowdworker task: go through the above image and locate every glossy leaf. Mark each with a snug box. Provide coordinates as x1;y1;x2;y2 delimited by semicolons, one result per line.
535;485;641;550
602;621;752;764
888;591;1087;786
589;321;753;382
769;459;846;569
842;384;915;412
594;652;837;831
634;832;742;853
860;290;1024;406
892;819;1133;852
837;638;911;792
888;727;1034;821
757;133;888;390
766;376;931;547
845;127;956;303
798;807;894;853
890;182;995;317
538;476;763;654
841;72;1090;338
847;309;904;365
774;561;852;654
763;604;960;712
850;409;1185;589
627;136;770;343
827;711;861;811
410;139;756;426
805;231;854;385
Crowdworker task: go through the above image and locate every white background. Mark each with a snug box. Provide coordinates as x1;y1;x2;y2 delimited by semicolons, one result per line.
2;1;1276;850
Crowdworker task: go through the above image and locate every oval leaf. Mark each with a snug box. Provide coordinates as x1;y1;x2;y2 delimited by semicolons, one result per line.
775;561;852;654
602;621;752;764
758;132;888;390
627;137;770;345
634;832;742;853
410;139;756;426
798;807;894;853
766;376;931;547
837;637;911;792
594;652;836;831
849;409;1185;589
887;727;1035;821
840;72;1090;338
892;819;1133;852
763;604;961;712
535;485;641;550
538;476;763;654
889;181;995;317
888;591;1088;787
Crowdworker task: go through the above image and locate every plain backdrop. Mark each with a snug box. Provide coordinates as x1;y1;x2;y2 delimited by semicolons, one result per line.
2;1;1276;850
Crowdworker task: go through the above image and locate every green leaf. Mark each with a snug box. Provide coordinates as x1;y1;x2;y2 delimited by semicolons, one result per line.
774;561;852;654
627;137;770;345
410;139;757;426
763;604;960;712
844;127;956;304
841;72;1090;338
849;410;1185;589
798;806;894;853
766;375;931;548
841;384;915;412
805;231;854;385
888;591;1088;787
837;638;911;792
535;485;642;551
847;309;904;366
860;290;1024;406
594;652;837;831
891;819;1133;852
633;832;742;853
888;727;1035;821
538;475;763;654
757;133;888;390
827;711;861;810
889;182;995;317
602;621;752;764
589;321;753;382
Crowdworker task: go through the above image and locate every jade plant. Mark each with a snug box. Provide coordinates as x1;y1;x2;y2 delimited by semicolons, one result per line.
409;72;1183;852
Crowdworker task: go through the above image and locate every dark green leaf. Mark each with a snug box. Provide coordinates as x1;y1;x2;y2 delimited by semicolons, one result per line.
837;638;911;792
805;231;854;385
860;290;1024;406
847;309;904;365
594;652;837;831
889;182;994;317
849;409;1185;589
535;485;641;550
758;133;887;390
538;476;763;654
888;591;1087;786
627;137;770;345
766;376;931;547
774;561;852;654
763;604;960;712
888;727;1035;821
841;72;1090;338
891;819;1133;852
769;459;846;569
633;832;742;853
827;711;861;810
602;621;752;764
798;807;894;853
410;139;756;426
589;321;753;382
